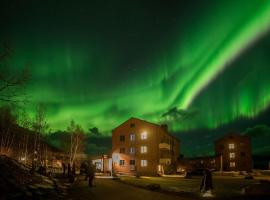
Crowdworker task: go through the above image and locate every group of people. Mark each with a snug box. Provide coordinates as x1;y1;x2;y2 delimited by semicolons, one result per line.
62;161;96;187
61;161;213;193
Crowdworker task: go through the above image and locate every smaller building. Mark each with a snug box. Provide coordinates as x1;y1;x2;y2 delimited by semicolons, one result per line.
92;154;112;174
215;132;252;172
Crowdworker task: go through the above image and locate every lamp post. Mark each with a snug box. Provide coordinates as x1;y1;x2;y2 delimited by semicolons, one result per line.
220;154;223;172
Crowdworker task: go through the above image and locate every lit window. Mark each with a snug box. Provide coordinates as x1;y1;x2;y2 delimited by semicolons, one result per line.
130;147;135;154
141;160;147;167
230;162;235;168
130;133;135;141
141;146;147;153
141;131;147;140
229;152;235;159
119;160;125;166
228;143;235;149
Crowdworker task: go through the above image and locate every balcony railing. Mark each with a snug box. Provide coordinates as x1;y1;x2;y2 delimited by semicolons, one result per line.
159;143;171;149
159;158;171;165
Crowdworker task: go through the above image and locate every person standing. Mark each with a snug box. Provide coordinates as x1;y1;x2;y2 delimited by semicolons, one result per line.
200;168;213;196
87;162;96;187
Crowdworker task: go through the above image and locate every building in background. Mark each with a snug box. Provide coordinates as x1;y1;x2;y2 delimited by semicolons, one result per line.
215;132;252;172
92;154;112;174
112;117;180;176
177;156;217;174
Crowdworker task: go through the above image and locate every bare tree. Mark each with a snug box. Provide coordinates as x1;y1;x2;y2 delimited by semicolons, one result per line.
0;106;17;156
32;103;49;167
0;42;30;103
67;120;86;166
17;108;31;164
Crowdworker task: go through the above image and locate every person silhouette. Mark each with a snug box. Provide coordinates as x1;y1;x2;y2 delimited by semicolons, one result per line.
200;168;213;196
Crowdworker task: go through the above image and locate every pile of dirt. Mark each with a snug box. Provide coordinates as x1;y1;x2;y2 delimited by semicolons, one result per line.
0;155;62;199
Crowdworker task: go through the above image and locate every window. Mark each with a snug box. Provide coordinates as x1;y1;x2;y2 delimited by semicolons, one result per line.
229;152;235;159
230;162;235;168
141;160;147;167
141;146;147;153
130;123;135;128
119;160;125;166
141;131;147;140
130;133;135;141
120;148;125;153
130;147;135;154
228;143;235;150
130;160;135;165
120;135;125;142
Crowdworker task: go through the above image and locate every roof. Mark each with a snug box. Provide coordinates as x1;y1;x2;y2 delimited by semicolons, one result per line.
215;131;249;143
112;117;180;142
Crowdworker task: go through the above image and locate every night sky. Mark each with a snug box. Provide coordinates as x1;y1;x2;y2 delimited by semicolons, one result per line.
1;0;270;156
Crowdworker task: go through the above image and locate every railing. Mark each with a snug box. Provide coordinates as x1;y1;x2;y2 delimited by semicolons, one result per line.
159;143;171;149
159;158;171;165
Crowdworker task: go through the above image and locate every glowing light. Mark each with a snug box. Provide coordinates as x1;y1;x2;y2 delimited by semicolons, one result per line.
5;0;270;133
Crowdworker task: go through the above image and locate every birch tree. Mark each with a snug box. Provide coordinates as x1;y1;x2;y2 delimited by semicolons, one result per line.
0;106;17;156
18;108;31;164
32;103;49;166
67;120;86;166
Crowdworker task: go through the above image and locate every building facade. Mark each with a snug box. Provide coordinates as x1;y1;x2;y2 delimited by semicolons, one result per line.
92;154;112;174
112;117;180;176
215;132;252;172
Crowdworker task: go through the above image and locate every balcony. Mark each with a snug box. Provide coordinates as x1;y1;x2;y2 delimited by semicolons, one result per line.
159;143;171;150
159;158;171;165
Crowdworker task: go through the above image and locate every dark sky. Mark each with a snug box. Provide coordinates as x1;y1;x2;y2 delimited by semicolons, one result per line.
1;0;270;156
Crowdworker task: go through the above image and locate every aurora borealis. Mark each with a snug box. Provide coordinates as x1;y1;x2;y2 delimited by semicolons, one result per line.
1;0;270;138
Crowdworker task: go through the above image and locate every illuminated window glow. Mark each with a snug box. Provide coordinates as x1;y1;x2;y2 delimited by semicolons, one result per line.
228;143;235;149
130;147;135;154
130;133;135;141
141;131;147;140
141;146;147;153
141;160;147;167
229;152;235;159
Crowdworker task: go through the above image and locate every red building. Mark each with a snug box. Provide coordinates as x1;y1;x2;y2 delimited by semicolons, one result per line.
112;117;180;176
215;132;252;172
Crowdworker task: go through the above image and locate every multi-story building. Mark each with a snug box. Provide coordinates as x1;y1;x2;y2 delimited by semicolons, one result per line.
215;132;252;172
112;117;180;176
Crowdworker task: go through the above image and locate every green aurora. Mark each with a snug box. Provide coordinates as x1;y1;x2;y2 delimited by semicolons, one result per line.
1;0;270;135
